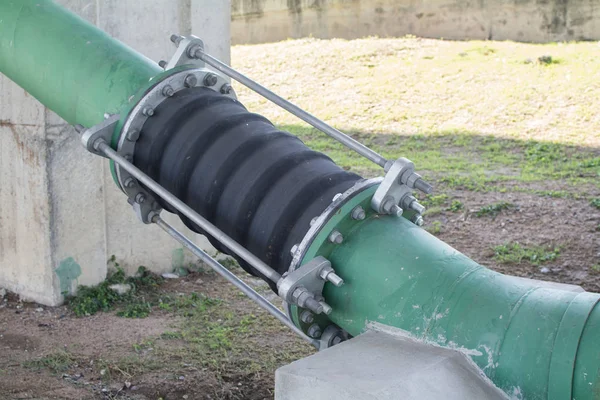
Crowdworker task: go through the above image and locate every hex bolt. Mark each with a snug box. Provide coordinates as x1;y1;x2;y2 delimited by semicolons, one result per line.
162;85;175;97
413;215;424;226
300;310;315;324
351;206;366;221
391;204;404;217
328;230;343;244
124;178;136;189
184;74;198;88
170;34;184;46
126;129;140;142
415;178;434;194
409;200;426;215
158;60;167;69
220;83;233;94
290;244;299;256
320;302;333;315
135;193;146;204
320;269;344;287
307;324;322;338
203;73;218;87
143;107;154;117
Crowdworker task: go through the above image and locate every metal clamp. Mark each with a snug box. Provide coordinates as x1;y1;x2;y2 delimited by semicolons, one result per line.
278;256;343;316
166;34;205;70
371;157;432;223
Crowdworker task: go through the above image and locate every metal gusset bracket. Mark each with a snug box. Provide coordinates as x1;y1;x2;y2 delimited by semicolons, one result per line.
79;114;120;158
163;34;205;70
277;256;344;316
371;157;433;225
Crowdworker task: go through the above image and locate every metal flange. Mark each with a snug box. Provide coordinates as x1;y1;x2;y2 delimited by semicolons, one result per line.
115;67;236;223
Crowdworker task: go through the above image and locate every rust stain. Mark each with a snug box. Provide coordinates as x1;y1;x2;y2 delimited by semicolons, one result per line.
1;120;42;167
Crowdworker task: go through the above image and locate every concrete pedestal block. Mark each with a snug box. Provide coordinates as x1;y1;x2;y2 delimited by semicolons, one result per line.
275;330;508;400
0;0;231;306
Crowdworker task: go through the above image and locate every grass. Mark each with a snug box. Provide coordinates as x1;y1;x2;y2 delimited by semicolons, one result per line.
24;351;76;374
232;38;600;197
493;242;561;265
475;202;515;218
591;199;600;209
66;259;163;317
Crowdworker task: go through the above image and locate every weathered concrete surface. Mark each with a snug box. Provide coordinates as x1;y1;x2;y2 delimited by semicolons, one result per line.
0;0;230;306
232;0;600;44
275;330;508;400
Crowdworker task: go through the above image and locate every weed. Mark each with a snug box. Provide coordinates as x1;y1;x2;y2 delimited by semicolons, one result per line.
525;143;563;163
591;265;600;273
160;331;183;340
591;199;600;209
117;301;152;318
493;242;560;265
24;351;75;373
423;194;448;207
66;264;163;317
448;200;464;212
475;202;514;217
426;221;442;235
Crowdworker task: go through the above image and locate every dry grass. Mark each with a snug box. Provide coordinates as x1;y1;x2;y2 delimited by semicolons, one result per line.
232;37;600;147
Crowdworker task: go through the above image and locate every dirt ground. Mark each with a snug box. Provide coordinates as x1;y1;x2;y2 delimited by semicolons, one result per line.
1;37;600;399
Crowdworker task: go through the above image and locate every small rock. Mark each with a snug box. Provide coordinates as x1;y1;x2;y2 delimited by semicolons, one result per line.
183;395;189;399
162;273;179;279
124;381;131;389
108;283;132;295
195;278;204;284
100;369;107;376
540;267;550;274
130;386;139;391
523;58;533;64
178;375;185;381
36;307;44;312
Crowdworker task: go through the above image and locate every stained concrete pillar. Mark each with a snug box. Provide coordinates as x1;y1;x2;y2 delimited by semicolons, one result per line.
0;0;231;306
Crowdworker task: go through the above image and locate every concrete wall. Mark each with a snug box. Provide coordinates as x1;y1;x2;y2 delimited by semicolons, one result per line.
0;0;231;306
231;0;600;44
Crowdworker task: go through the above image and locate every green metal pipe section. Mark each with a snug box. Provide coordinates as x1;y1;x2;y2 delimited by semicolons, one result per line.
297;188;600;399
1;1;599;399
0;0;161;128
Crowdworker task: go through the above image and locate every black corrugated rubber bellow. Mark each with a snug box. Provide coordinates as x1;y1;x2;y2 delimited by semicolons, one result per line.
134;87;361;288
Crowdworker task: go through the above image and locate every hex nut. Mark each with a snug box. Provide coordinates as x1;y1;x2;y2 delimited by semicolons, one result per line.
351;206;366;221
203;73;218;87
308;324;322;338
300;310;315;324
184;74;198;88
328;230;343;244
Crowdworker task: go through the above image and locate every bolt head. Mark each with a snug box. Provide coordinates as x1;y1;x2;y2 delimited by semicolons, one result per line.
351;206;366;221
220;84;233;95
124;178;136;189
162;85;175;97
307;324;322;338
126;129;140;142
135;193;146;204
158;60;167;69
143;107;154;117
184;74;198;88
170;34;183;46
203;73;218;87
290;244;299;256
328;230;343;244
413;215;424;226
300;310;314;324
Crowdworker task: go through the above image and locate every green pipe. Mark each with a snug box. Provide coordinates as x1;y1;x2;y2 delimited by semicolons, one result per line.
298;190;600;399
0;0;161;128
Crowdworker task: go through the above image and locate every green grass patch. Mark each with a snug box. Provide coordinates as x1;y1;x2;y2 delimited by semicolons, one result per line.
426;220;443;235
475;202;515;217
448;200;464;212
493;242;560;265
591;199;600;209
66;261;163;317
23;351;76;374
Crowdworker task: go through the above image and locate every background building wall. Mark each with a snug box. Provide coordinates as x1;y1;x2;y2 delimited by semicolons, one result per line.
231;0;600;44
0;0;231;306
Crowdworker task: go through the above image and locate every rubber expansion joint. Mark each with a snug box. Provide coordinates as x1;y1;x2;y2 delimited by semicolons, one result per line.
134;87;361;288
